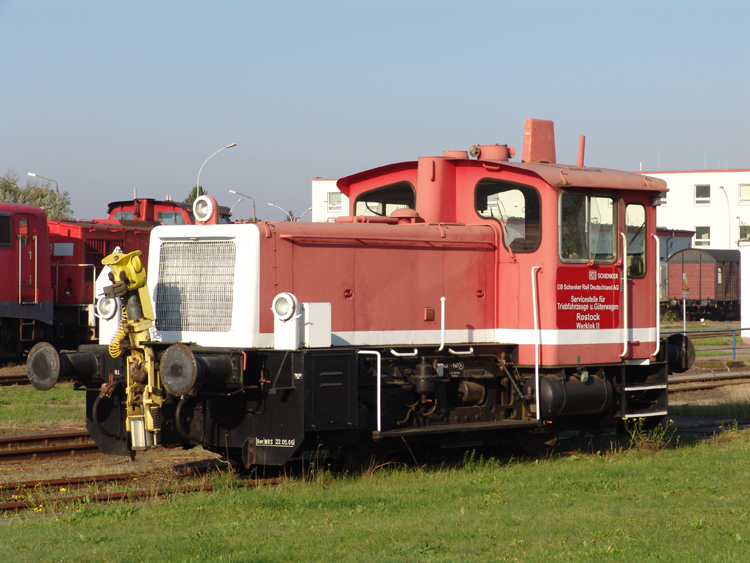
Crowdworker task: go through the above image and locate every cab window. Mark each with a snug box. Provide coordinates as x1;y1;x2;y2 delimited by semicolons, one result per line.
475;179;541;252
559;192;615;262
625;204;646;278
18;218;29;246
354;181;415;217
157;211;186;225
0;213;11;247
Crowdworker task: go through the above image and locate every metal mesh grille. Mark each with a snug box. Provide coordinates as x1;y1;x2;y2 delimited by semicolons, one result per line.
155;241;236;332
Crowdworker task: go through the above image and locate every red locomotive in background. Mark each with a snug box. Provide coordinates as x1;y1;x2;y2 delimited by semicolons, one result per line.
0;196;229;358
28;119;695;466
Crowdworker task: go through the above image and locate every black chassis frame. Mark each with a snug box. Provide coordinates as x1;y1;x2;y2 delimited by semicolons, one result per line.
79;342;669;467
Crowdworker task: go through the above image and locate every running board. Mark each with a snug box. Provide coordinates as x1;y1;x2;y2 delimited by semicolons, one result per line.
624;384;667;391
372;419;541;440
622;411;668;419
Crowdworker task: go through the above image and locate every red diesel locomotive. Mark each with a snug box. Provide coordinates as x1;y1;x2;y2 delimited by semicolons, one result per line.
0;203;55;356
28;119;694;465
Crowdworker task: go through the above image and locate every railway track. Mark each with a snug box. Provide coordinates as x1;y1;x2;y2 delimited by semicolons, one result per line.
0;368;28;387
0;467;282;513
0;470;214;512
668;371;750;393
0;431;99;462
0;371;77;387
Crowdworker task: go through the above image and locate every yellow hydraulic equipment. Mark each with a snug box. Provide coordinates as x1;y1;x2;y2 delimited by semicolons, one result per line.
102;250;162;451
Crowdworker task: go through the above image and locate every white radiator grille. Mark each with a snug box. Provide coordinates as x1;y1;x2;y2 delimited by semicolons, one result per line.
155;241;236;332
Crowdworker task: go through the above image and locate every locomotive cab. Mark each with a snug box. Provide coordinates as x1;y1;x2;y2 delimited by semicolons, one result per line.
0;203;54;358
28;120;694;466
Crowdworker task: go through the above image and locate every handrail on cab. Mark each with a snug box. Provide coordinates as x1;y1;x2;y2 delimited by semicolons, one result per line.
620;233;628;359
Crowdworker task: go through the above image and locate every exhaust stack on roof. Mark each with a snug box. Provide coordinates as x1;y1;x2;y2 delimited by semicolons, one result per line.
522;118;556;164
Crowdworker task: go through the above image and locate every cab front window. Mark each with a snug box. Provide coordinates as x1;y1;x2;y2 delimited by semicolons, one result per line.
354;182;415;217
157;211;187;225
475;179;541;252
559;192;615;262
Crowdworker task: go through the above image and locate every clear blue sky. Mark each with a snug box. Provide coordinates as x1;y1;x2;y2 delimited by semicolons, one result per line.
2;0;748;220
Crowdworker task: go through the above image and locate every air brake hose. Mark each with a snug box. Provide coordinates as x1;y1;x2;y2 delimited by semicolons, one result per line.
176;393;204;445
109;308;129;359
92;394;124;440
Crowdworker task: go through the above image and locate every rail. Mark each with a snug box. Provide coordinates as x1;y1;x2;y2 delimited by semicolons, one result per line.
531;265;542;420
390;348;418;357
17;235;39;305
653;234;660;357
438;296;446;352
620;232;628;358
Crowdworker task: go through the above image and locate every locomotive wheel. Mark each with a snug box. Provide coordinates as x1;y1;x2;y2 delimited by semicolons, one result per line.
509;430;558;457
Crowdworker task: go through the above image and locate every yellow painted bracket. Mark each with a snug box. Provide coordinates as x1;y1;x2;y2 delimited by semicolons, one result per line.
102;250;154;320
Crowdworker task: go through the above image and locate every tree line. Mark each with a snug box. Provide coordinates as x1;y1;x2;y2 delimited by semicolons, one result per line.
1;168;296;222
0;169;73;220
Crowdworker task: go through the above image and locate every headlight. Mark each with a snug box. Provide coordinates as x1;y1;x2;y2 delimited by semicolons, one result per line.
193;195;214;223
96;296;118;320
272;292;299;322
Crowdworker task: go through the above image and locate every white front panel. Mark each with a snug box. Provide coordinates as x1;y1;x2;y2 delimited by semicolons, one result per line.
147;224;261;348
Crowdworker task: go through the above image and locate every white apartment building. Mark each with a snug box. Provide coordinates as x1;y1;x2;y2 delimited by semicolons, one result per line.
311;178;348;222
645;169;750;251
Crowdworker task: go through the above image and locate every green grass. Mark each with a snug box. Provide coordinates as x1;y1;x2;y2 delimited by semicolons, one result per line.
2;432;750;562
0;383;85;435
691;336;736;346
694;350;733;357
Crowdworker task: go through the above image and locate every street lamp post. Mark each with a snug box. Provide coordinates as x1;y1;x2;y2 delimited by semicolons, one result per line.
27;172;59;195
229;198;243;215
267;202;293;221
295;207;313;222
228;189;256;222
196;143;236;196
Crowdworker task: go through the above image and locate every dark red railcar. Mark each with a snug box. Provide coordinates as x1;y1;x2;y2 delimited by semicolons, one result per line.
666;248;740;320
46;219;152;349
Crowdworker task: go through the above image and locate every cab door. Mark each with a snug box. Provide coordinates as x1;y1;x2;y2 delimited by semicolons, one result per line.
555;191;622;365
622;200;656;359
17;214;38;304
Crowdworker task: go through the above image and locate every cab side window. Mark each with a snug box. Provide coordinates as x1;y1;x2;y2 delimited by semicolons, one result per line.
559;192;616;262
0;213;11;247
18;218;29;246
354;182;415;217
625;204;646;278
475;179;541;252
157;211;186;225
